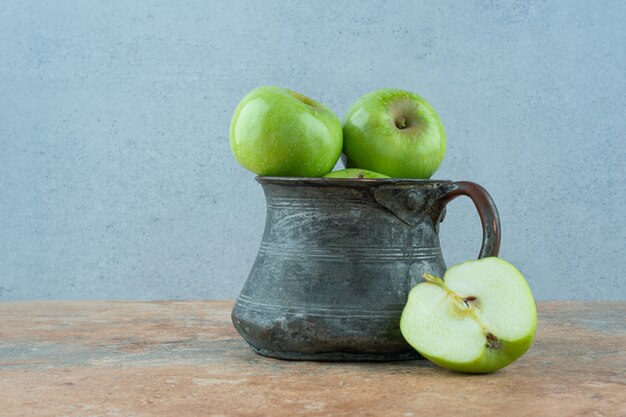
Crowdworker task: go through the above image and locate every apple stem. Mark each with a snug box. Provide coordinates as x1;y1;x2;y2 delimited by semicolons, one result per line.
422;273;445;287
422;273;464;303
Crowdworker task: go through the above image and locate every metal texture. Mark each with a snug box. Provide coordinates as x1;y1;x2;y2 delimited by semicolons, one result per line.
232;177;500;361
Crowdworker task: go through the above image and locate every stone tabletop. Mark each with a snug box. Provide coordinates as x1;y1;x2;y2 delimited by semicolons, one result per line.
0;301;624;417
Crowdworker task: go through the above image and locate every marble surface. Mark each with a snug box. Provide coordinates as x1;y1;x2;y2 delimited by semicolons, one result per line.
1;300;624;416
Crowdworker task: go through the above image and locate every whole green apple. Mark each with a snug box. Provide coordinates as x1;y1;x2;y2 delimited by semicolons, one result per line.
342;89;446;178
324;168;390;179
230;86;343;177
400;257;537;373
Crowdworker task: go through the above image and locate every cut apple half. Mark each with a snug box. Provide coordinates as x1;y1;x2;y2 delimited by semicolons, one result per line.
400;257;537;373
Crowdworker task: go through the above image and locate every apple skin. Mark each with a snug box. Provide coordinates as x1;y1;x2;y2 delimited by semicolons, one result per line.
423;326;536;374
324;168;390;179
342;89;446;179
230;86;343;177
400;257;537;374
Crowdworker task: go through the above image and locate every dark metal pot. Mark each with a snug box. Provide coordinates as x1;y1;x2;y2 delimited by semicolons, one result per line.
232;177;500;361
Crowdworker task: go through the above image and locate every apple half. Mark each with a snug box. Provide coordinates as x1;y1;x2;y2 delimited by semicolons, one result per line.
323;168;390;179
400;257;536;373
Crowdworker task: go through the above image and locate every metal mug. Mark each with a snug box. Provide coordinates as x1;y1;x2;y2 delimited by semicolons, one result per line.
232;177;500;361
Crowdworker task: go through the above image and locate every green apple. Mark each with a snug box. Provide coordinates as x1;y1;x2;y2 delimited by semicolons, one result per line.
230;86;342;177
324;168;390;179
342;89;446;178
400;257;536;373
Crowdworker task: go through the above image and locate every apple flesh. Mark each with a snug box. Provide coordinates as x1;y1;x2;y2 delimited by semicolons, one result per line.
230;86;343;177
324;168;390;179
342;89;446;179
400;257;536;373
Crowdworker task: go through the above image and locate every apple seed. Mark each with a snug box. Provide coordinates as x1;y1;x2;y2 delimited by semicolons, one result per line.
463;296;477;307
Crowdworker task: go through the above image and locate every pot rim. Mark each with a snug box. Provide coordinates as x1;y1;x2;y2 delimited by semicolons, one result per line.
256;176;453;186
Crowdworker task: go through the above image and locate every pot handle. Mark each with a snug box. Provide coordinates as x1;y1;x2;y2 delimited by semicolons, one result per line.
439;181;501;258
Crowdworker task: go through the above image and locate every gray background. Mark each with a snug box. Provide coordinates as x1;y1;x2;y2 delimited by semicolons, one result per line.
1;1;624;301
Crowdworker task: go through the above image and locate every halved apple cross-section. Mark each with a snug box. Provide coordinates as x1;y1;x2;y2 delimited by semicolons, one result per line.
400;257;537;373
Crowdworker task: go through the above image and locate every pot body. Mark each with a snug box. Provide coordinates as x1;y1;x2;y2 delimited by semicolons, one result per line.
232;177;500;361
